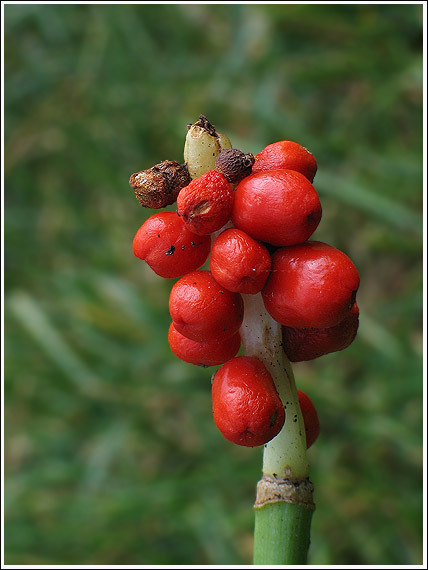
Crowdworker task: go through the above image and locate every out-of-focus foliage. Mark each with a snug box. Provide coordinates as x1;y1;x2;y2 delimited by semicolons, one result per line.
4;3;423;565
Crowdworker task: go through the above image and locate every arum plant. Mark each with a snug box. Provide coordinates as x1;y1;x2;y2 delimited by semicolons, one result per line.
130;115;360;565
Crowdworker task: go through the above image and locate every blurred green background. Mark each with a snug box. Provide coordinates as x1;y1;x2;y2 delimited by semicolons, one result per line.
4;3;424;566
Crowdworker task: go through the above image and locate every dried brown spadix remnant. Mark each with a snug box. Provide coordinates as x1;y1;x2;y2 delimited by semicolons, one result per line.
130;160;191;209
215;148;255;184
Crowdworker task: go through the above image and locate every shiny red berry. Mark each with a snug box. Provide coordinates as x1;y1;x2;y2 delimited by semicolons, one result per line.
232;169;322;246
132;212;211;278
168;322;241;367
169;270;244;343
252;140;317;182
298;390;320;449
210;228;271;294
262;241;360;328
212;356;285;447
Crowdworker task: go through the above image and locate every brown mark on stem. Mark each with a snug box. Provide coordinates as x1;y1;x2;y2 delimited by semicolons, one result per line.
254;474;315;510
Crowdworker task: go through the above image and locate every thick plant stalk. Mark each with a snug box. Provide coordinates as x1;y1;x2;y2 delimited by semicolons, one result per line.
239;293;315;565
183;117;314;564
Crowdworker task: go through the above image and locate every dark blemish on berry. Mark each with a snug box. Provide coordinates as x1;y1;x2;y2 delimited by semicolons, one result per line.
269;410;278;427
165;245;175;255
157;234;161;238
307;211;319;226
349;289;357;310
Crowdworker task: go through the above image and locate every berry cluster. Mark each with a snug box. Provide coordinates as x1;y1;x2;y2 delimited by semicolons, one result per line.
130;118;360;451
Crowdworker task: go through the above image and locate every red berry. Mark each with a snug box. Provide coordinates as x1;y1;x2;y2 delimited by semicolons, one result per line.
262;241;360;328
297;390;320;449
283;303;360;362
210;228;271;294
168;322;241;367
252;140;317;182
232;169;322;246
169;270;244;343
177;170;234;235
133;212;211;278
212;356;285;447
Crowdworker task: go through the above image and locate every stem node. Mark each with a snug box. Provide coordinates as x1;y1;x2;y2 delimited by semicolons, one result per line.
254;474;315;510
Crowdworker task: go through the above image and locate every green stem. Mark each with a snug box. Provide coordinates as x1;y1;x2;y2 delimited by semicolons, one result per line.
239;293;315;565
253;502;314;565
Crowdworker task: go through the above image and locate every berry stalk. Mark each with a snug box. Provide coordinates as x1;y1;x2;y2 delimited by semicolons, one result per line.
240;293;308;478
239;293;314;564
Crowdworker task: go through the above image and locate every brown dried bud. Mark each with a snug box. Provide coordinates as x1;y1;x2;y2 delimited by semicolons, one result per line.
215;148;255;184
130;160;191;209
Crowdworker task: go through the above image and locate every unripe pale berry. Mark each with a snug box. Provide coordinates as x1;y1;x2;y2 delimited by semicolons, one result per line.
184;115;232;179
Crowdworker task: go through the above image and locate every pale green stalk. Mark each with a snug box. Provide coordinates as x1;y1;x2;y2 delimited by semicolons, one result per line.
239;293;315;565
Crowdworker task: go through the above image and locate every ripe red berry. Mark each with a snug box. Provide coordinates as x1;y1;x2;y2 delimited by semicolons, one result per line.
168;323;241;367
262;241;360;329
169;270;244;343
212;356;285;447
297;390;320;449
210;228;271;294
177;170;234;235
283;303;360;362
231;169;322;246
132;212;211;279
252;140;317;182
